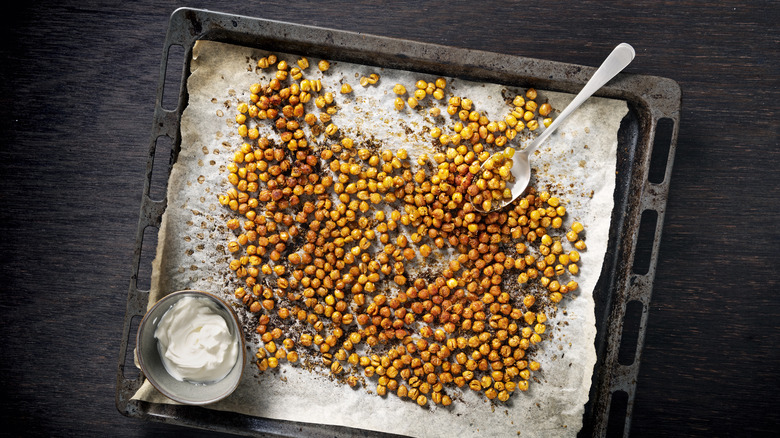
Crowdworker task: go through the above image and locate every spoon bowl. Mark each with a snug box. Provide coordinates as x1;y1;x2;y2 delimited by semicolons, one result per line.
473;43;635;213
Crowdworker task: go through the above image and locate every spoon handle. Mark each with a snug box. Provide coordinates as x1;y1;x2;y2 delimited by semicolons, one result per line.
524;43;635;155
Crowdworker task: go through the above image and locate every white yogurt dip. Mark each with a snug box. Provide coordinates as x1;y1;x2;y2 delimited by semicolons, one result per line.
154;295;239;383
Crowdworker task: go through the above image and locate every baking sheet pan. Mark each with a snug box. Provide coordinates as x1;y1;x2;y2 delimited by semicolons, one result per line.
116;7;681;437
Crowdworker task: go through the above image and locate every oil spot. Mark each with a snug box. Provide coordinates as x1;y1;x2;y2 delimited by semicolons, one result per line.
216;110;224;117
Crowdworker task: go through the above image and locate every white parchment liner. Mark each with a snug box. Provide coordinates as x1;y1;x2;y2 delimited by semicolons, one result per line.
133;40;628;437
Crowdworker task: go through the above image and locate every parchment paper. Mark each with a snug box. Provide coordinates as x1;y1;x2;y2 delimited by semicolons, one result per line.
133;40;628;437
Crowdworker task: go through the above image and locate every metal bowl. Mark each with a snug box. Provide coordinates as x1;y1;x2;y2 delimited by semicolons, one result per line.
136;290;245;405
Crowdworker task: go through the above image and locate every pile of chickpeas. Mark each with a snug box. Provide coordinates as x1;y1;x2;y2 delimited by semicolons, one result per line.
218;53;586;407
469;148;516;212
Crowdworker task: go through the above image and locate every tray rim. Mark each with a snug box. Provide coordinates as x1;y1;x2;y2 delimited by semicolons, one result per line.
116;7;681;438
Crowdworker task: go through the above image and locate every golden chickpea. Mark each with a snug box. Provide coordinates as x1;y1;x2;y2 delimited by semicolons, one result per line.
532;100;550;116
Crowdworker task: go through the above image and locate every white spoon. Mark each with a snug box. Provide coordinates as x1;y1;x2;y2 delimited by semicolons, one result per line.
474;43;635;213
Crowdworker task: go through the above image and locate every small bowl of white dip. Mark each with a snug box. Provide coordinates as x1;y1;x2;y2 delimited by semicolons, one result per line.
136;290;245;405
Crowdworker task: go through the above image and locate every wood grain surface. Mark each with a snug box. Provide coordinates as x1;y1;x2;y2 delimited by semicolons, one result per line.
0;1;777;437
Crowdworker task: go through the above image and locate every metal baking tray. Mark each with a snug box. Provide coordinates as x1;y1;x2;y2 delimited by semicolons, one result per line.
116;7;681;437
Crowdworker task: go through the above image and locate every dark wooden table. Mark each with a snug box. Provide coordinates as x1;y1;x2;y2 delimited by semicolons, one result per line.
1;1;777;437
